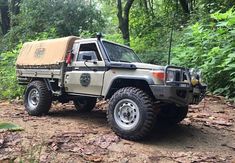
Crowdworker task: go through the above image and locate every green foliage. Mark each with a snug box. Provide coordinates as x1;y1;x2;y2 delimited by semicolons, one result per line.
105;33;123;44
0;43;23;99
18;0;104;36
0;122;23;131
0;30;57;100
172;8;235;98
0;0;105;52
127;0;172;64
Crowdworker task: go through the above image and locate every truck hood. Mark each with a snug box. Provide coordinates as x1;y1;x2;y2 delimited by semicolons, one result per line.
134;62;164;70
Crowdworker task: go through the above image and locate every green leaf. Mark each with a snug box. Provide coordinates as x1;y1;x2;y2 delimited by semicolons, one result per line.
228;52;235;58
228;15;235;26
216;21;228;27
0;122;23;131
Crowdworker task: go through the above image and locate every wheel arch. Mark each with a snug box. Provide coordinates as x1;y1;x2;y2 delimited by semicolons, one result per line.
105;77;154;99
25;78;60;94
27;78;51;91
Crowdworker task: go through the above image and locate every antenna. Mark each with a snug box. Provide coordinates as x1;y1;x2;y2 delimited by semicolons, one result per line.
168;22;174;65
168;0;178;65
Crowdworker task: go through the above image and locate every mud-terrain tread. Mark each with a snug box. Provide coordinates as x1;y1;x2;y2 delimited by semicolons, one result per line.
107;87;156;141
73;97;97;113
24;80;52;116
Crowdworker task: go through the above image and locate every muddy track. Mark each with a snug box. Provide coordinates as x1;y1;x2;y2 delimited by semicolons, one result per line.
0;96;235;162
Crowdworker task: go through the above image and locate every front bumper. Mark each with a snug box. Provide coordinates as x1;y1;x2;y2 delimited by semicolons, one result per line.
150;84;207;106
150;65;207;106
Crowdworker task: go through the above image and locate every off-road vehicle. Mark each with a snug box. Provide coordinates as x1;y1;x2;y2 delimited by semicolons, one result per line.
16;35;206;140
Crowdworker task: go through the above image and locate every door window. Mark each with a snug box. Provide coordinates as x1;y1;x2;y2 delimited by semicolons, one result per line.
77;43;102;61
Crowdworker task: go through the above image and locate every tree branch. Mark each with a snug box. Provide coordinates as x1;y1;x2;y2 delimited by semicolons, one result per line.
124;0;134;18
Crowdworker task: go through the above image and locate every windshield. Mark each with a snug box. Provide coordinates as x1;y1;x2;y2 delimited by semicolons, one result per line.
102;41;141;63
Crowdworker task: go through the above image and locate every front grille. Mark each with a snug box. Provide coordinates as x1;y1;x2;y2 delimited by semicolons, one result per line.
175;71;181;81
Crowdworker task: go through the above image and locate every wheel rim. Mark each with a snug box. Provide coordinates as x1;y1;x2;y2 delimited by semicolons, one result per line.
114;99;140;130
28;88;40;110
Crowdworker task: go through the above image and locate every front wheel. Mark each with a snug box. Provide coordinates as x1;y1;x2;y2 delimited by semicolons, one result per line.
107;87;156;141
24;80;52;116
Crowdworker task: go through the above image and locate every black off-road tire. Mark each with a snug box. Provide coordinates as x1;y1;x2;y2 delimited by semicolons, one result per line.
157;104;188;124
24;80;52;116
73;97;97;112
107;87;156;141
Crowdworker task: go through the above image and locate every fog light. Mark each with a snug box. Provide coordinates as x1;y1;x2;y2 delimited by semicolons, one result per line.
191;78;199;86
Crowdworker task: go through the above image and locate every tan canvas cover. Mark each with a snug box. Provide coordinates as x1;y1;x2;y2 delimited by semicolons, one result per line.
16;36;79;67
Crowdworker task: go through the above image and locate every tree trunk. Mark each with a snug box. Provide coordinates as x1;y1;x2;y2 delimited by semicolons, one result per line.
0;5;10;35
117;0;134;46
179;0;190;15
10;0;21;27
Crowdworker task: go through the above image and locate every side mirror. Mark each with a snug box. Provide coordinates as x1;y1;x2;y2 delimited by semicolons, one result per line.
82;54;92;61
78;51;98;61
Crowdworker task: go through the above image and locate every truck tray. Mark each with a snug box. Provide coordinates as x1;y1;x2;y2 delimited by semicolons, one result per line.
16;36;78;68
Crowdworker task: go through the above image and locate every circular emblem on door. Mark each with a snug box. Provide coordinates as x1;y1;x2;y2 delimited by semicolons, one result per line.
80;73;91;87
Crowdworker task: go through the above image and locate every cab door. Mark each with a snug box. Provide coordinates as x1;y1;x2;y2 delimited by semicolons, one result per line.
64;41;106;96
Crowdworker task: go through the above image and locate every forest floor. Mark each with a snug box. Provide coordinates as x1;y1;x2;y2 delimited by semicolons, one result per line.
0;96;235;163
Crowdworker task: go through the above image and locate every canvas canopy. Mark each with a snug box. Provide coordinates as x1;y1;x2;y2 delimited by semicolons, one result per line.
16;36;79;67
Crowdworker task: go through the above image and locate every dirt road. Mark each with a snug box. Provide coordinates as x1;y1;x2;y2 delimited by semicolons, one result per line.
0;96;235;162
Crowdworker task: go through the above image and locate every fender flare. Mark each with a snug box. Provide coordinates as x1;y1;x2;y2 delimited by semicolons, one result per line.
105;76;154;99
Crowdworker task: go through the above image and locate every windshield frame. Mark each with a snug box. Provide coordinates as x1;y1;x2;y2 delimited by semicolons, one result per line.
102;40;142;63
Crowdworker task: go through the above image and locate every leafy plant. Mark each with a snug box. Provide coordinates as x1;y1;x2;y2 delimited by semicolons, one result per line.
0;43;23;99
0;122;23;131
172;8;235;99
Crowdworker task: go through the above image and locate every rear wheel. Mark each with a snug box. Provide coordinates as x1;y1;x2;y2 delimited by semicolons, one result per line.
157;104;188;124
73;97;97;112
24;80;52;116
107;87;156;141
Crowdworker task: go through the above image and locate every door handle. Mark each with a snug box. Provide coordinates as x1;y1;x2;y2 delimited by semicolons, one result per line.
65;74;69;79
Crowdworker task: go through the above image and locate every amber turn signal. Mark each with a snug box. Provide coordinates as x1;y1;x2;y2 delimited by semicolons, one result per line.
152;71;165;81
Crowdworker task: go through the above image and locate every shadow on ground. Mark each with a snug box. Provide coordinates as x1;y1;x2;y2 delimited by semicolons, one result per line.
48;108;108;125
46;108;231;153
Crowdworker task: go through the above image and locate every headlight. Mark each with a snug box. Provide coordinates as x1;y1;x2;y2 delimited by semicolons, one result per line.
152;70;176;82
190;68;201;80
167;70;175;82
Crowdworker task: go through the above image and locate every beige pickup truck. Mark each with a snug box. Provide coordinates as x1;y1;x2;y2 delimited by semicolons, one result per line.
16;35;206;140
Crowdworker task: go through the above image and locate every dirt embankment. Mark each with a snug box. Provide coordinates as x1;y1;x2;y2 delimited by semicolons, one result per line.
0;96;235;163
